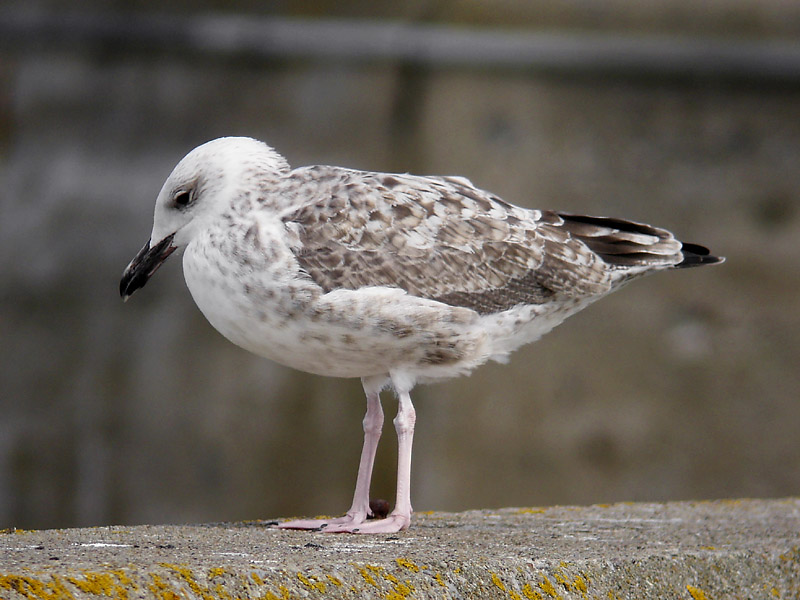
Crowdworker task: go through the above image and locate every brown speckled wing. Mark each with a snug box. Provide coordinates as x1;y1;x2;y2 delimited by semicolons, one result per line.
281;167;668;315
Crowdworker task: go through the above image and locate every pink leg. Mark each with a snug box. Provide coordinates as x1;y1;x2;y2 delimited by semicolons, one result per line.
278;376;385;530
344;379;416;533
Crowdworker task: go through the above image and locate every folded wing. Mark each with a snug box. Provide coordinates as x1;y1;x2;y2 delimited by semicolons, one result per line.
282;167;714;315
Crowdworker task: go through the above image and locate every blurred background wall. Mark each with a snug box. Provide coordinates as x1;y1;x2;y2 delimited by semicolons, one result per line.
1;1;799;530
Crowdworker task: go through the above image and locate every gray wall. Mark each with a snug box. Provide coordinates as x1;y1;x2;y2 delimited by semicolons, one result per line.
2;4;799;529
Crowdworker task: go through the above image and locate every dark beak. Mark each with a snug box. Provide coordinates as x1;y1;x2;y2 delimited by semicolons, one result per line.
120;234;177;300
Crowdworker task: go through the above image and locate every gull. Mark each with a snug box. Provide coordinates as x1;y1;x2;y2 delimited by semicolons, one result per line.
120;137;723;533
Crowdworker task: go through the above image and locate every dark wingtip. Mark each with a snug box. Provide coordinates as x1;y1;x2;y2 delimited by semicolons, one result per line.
676;242;725;268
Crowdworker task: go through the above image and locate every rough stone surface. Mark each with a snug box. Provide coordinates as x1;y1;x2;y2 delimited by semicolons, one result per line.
1;498;798;599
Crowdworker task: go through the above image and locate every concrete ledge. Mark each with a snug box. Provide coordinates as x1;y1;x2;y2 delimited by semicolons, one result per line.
2;498;799;599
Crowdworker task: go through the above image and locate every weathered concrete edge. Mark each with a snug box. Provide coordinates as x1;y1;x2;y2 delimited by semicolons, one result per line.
2;498;799;599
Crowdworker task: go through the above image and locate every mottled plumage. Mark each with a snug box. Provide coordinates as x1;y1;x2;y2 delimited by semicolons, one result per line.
120;137;723;534
285;167;716;313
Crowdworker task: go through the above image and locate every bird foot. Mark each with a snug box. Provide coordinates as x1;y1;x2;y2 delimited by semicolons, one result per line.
276;509;410;534
276;511;368;531
337;512;411;534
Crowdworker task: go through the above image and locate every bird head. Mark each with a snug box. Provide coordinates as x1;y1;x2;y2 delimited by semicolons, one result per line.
119;137;289;300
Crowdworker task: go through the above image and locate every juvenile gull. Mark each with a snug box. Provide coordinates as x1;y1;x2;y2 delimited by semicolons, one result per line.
120;137;723;533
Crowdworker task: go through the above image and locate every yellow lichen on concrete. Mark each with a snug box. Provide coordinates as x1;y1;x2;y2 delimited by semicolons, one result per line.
573;575;588;595
350;564;419;599
296;572;325;593
381;570;399;585
1;574;76;600
109;570;135;590
212;582;233;600
384;580;414;599
154;564;224;600
522;582;544;600
491;572;507;591
176;564;236;600
358;566;378;588
489;572;521;600
553;570;571;592
384;565;416;598
263;580;298;598
147;573;180;600
553;564;589;599
551;564;592;599
255;591;283;600
65;571;130;598
394;558;420;573
325;574;343;587
686;584;710;600
538;575;562;599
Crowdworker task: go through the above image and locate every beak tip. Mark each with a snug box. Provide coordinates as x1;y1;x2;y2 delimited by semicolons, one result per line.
119;271;144;301
119;277;133;301
119;234;176;303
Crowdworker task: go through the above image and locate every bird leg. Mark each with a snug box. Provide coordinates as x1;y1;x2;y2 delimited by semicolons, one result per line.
278;376;385;530
336;380;416;533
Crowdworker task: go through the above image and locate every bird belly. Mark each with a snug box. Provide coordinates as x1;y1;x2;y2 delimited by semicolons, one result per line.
183;249;489;379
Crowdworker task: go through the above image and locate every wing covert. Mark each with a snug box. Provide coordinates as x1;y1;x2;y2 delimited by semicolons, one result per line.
281;166;612;314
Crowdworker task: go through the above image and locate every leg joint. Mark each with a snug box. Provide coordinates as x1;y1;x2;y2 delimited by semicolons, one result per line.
393;400;416;435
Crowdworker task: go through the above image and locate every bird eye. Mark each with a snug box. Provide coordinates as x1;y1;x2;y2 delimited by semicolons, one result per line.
173;190;192;209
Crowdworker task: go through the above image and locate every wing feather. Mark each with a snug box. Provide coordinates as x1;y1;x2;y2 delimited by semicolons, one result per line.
281;167;618;314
